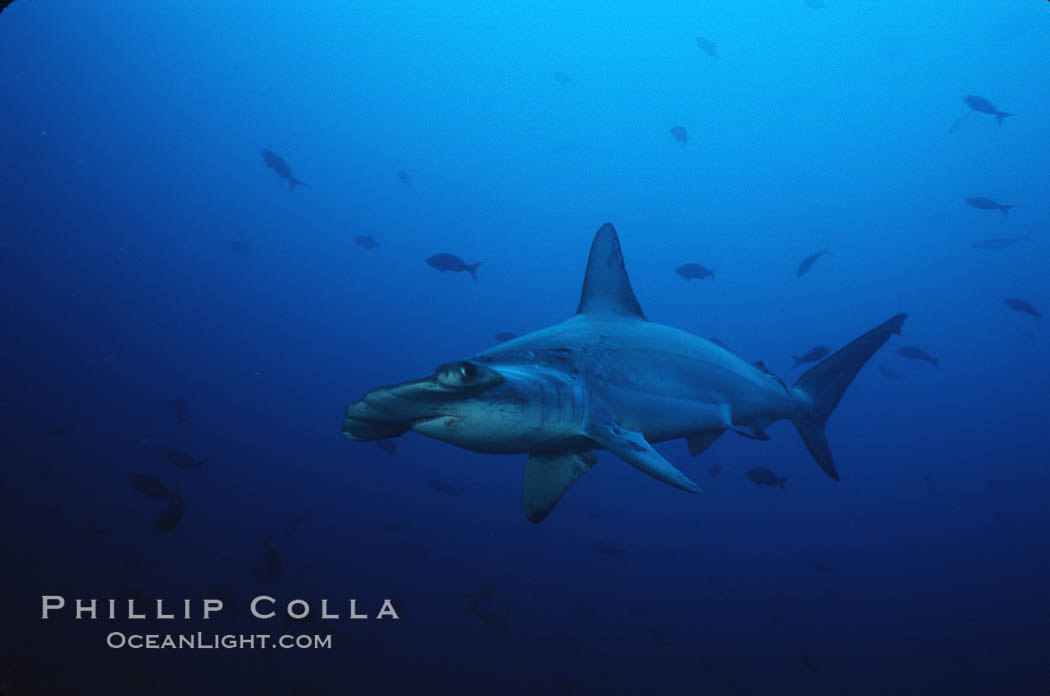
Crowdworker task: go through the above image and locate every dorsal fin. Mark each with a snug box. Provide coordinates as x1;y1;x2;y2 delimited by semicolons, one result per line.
576;223;646;319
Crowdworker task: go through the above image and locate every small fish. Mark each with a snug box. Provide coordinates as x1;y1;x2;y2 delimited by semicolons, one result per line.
253;535;282;583
554;71;573;85
47;425;71;438
128;473;173;500
162;448;207;470
154;493;184;534
970;233;1029;249
877;364;904;381
791;345;829;367
427;479;460;496
376;440;399;456
796;247;830;278
592;540;627;556
494;331;517;343
260;149;306;191
396;169;412;186
426;253;482;281
1004;298;1041;317
695;37;718;60
675;263;715;280
709;463;722;477
962;95;1013;124
287;508;311;536
896;345;938;368
966;197;1014;216
228;240;252;255
745;466;789;488
168;396;189;423
811;560;834;574
354;235;379;250
669;126;688;146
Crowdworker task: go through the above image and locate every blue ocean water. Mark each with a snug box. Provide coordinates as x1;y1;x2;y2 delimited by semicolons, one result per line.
1;1;1048;693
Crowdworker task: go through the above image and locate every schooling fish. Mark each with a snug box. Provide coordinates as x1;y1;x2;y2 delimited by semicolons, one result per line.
966;197;1014;216
796;247;830;277
260;149;306;192
897;345;938;367
745;466;789;488
963;95;1013;124
128;473;173;500
971;233;1029;249
354;234;379;250
669;126;688;146
695;37;718;60
426;253;482;281
792;345;830;367
1004;298;1041;317
675;263;715;280
287;508;311;535
154;493;184;534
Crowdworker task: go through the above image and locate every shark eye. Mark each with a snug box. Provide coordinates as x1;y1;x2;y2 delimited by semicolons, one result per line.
459;363;477;380
435;361;503;390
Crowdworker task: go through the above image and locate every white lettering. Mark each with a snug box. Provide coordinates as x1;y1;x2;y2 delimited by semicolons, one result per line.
251;595;275;619
41;595;65;619
203;599;223;620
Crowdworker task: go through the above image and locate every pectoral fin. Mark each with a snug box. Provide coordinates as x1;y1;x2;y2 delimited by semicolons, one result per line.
522;451;598;523
686;430;724;456
586;420;701;494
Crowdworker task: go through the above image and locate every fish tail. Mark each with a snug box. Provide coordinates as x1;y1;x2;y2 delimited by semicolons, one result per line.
790;313;907;481
996;111;1013;124
1000;205;1014;216
467;262;483;282
289;177;306;192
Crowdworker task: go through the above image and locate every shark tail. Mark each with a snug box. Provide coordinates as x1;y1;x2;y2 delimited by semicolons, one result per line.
289;178;306;192
790;313;907;481
996;111;1013;124
467;262;483;282
999;204;1014;216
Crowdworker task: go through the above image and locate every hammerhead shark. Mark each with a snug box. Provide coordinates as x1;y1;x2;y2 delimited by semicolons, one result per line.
342;223;907;522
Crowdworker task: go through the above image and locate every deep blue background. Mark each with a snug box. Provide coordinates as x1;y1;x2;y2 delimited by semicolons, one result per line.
1;1;1048;693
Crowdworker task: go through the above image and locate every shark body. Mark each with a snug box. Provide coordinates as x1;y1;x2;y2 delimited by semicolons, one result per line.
343;223;906;522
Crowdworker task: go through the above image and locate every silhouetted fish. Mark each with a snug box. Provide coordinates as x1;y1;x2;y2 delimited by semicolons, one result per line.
669;126;688;146
287;508;311;535
1004;298;1041;317
554;71;572;85
154;493;183;534
354;235;379;250
709;463;722;477
260;149;306;191
396;169;412;186
592;540;627;556
966;197;1014;216
129;473;173;500
494;331;517;343
376;440;398;456
695;37;718;59
168;396;189;423
796;248;830;277
253;536;281;583
971;233;1028;249
675;263;715;280
47;425;72;438
228;240;252;255
963;95;1013;124
792;345;829;367
427;479;460;496
897;345;938;367
426;253;482;281
745;466;788;488
162;448;206;470
877;364;904;381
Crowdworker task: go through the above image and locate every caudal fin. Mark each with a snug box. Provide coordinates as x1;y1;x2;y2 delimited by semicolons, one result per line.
1000;205;1014;216
289;178;306;192
467;262;483;282
791;313;907;481
996;111;1013;124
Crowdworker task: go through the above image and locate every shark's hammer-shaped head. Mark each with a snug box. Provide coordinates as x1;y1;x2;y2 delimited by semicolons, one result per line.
341;359;580;453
